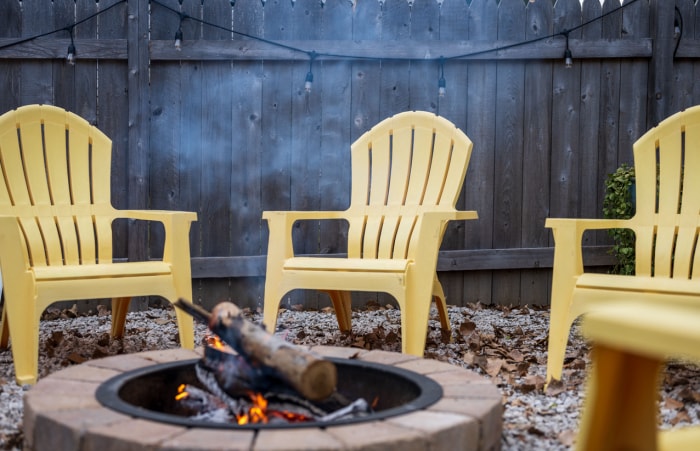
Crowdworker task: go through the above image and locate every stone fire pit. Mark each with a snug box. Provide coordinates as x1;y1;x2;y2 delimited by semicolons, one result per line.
23;346;502;450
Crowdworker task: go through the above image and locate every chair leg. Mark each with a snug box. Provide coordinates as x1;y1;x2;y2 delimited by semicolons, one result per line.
576;344;662;451
431;276;451;333
0;304;9;349
324;290;353;333
172;299;195;349
400;286;433;356
545;299;576;386
5;286;39;385
111;297;131;339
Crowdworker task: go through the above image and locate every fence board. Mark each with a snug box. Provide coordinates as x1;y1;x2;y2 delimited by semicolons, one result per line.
435;0;470;306
229;0;266;310
492;0;526;305
463;0;498;304
0;1;21;114
520;0;553;305
21;0;55;105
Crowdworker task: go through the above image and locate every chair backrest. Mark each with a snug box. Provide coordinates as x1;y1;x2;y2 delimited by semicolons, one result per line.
0;104;115;268
631;105;700;279
347;111;472;260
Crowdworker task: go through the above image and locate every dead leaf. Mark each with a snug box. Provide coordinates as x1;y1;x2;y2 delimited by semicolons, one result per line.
508;349;524;362
485;358;504;378
558;429;577;446
545;379;566;396
459;320;476;337
663;398;684;410
671;410;691;425
66;352;87;364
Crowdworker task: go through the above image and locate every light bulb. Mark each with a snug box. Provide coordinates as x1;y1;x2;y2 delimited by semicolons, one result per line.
564;49;573;69
438;76;446;98
174;29;183;51
66;43;76;66
305;71;313;93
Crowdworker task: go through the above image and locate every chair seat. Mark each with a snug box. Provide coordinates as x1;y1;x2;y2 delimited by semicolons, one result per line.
283;257;410;273
32;261;172;281
577;273;700;296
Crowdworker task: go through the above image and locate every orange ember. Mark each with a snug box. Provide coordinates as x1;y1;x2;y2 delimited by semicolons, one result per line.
236;391;313;425
175;384;189;401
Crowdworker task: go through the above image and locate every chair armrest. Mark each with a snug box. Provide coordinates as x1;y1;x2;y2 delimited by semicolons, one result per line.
119;210;197;263
263;210;349;261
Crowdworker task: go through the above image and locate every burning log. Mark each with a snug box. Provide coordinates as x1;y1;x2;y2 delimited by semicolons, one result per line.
174;300;337;401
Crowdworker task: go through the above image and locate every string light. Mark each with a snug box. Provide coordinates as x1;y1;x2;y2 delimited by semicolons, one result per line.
563;32;573;69
305;52;316;93
66;27;76;65
174;27;183;51
438;57;446;98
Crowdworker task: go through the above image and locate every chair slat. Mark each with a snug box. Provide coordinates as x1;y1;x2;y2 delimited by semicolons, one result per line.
386;126;412;206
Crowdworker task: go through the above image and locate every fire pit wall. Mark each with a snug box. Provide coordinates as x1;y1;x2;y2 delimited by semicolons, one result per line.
23;346;503;451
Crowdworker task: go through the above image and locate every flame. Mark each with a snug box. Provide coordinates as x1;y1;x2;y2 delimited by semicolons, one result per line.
237;392;269;424
175;384;189;401
206;334;227;350
235;391;313;425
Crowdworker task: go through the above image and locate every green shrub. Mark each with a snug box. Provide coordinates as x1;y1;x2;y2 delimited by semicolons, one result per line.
602;164;635;275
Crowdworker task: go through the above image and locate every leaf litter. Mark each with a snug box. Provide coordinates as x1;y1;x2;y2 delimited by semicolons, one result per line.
0;301;699;450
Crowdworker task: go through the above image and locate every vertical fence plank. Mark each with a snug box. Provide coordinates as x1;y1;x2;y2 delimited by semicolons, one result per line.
100;0;130;259
0;1;21;113
436;0;471;306
230;0;266;309
199;0;235;304
261;0;296;309
464;0;498;304
408;0;439;113
21;0;55;105
520;0;553;306
379;0;411;118
53;0;77;111
74;0;98;124
579;0;603;248
618;1;650;164
492;0;526;306
597;0;622;227
317;0;353;300
670;0;695;114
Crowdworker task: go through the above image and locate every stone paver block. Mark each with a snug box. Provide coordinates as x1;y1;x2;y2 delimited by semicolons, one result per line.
138;348;202;363
255;427;345;450
386;410;481;451
82;418;186;451
160;428;255;450
326;421;428;451
430;398;503;451
310;345;367;359
32;407;128;451
87;354;156;373
45;363;121;383
429;368;497;386
358;350;419;365
395;358;462;375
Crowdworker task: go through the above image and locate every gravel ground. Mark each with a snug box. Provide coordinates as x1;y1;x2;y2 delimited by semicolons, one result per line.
1;302;699;450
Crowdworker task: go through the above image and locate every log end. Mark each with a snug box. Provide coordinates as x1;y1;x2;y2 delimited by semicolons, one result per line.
299;359;338;401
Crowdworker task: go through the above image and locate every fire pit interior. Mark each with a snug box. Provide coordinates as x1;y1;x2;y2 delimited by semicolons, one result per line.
96;356;443;430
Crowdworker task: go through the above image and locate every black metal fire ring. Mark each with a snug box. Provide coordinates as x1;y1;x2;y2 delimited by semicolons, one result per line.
95;357;443;430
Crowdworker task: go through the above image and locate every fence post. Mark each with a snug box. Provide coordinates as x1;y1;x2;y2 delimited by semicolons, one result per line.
647;0;675;127
127;0;151;309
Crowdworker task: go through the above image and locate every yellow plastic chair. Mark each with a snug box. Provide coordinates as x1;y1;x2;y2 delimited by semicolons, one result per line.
545;105;700;385
577;303;700;451
262;111;478;356
0;104;197;385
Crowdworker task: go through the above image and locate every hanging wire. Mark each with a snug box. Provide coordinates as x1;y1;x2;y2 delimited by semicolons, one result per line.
0;0;127;51
673;6;683;58
305;51;317;93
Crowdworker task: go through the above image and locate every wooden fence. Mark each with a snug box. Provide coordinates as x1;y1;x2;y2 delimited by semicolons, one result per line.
1;0;698;311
